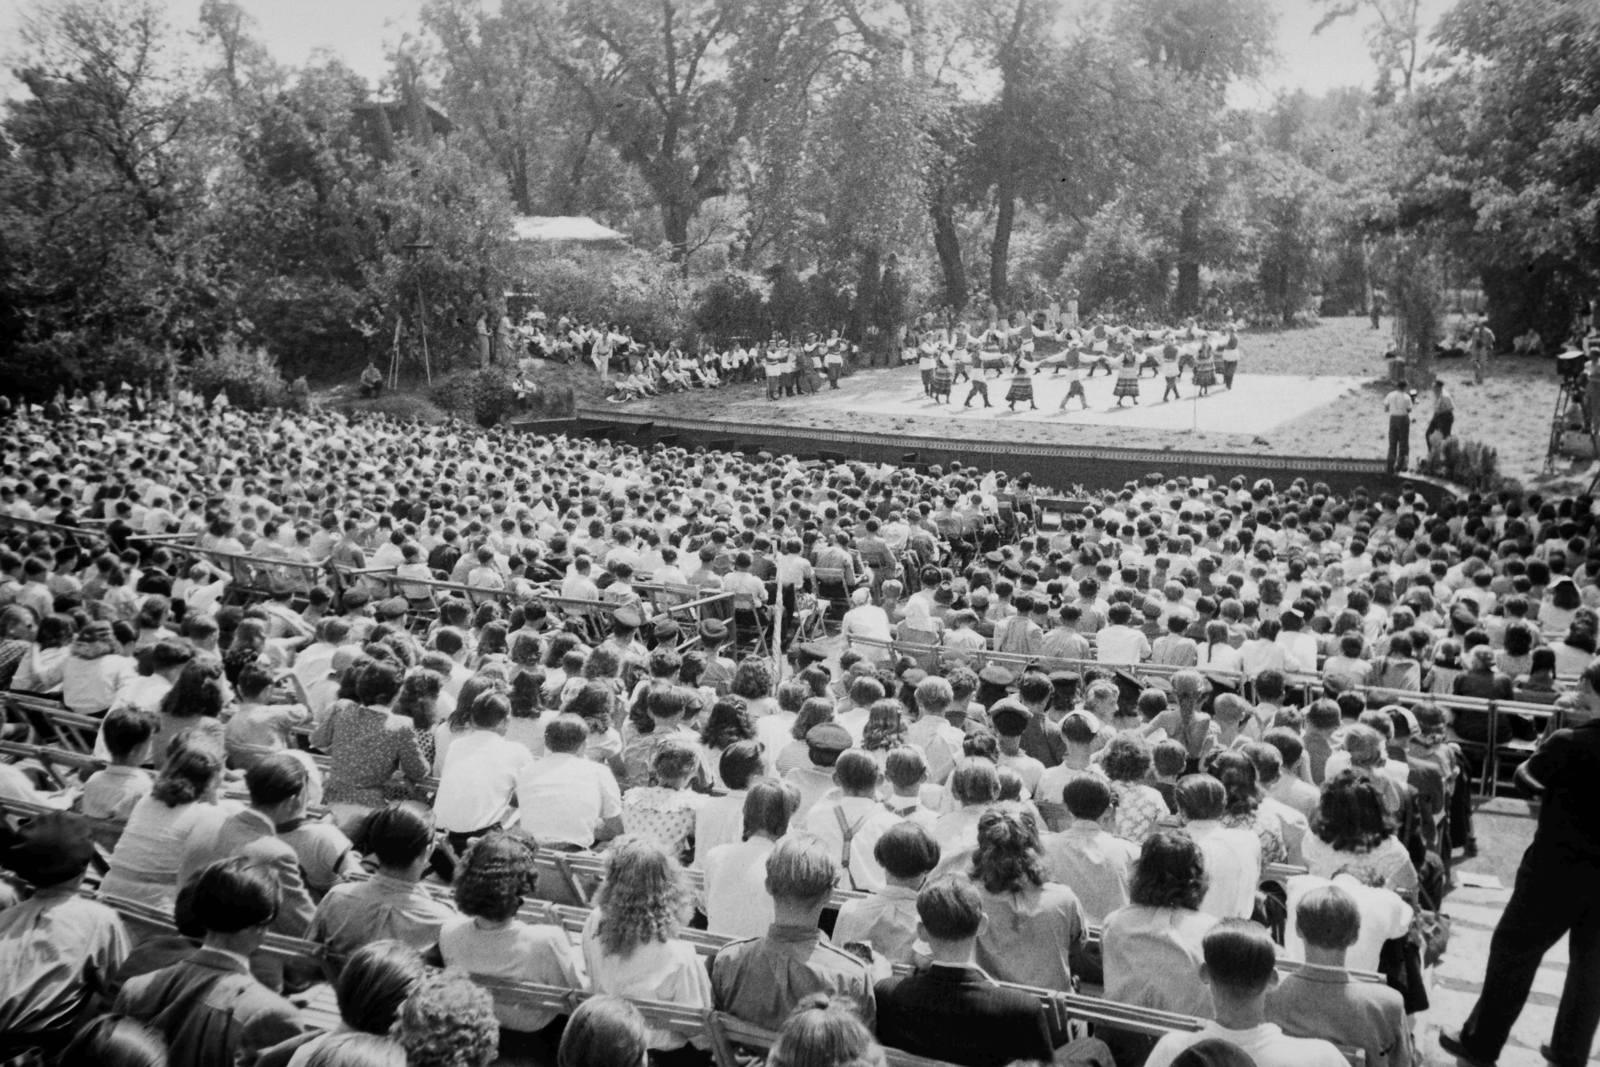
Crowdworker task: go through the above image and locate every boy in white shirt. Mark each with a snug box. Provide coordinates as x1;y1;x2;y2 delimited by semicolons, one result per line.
1144;920;1347;1067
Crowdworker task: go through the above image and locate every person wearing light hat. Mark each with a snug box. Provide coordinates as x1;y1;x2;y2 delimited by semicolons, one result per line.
0;812;131;1052
974;664;1014;710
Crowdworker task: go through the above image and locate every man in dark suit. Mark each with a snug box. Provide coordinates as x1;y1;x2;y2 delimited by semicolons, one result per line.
874;875;1056;1067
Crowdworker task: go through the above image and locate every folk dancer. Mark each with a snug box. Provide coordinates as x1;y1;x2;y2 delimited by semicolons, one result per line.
1160;337;1183;402
1058;346;1090;412
795;335;821;395
1005;352;1038;411
930;348;955;404
1113;349;1141;407
764;342;786;401
1220;328;1241;390
918;340;938;397
1192;340;1218;396
824;331;846;389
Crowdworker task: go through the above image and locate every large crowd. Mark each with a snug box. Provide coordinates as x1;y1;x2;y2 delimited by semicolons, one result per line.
1;390;1598;1067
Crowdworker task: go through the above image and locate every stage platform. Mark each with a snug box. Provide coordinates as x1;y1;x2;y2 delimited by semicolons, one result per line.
564;364;1428;498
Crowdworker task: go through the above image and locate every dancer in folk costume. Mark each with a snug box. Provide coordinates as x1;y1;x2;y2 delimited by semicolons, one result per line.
917;339;938;396
795;333;821;394
930;347;955;403
1058;345;1090;412
952;334;974;383
763;341;786;400
1113;348;1141;406
1005;352;1037;411
1084;321;1113;376
1160;335;1183;402
823;330;846;389
1192;338;1218;395
1220;327;1241;389
779;334;798;396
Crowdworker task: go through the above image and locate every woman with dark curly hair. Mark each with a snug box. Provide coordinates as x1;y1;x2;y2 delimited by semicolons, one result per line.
730;659;777;718
1100;830;1219;1018
560;680;626;777
968;805;1087;991
149;659;228;771
1203;749;1286;865
580;837;713;1052
394;969;499;1067
393;669;444;766
100;735;228;912
696;696;756;790
1306;771;1417;895
439;833;580;1055
774;697;834;776
1098;733;1168;845
620;685;709;790
859;699;909;768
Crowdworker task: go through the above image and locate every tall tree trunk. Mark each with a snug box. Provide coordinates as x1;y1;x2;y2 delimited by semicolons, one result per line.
510;145;531;215
661;197;693;266
930;195;967;314
990;183;1015;315
1175;195;1202;315
854;248;882;349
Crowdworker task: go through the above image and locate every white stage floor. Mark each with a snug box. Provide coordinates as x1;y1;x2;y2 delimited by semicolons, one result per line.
806;366;1367;437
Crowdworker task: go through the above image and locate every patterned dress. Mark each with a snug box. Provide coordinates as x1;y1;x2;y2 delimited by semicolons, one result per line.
1113;353;1141;398
1005;363;1035;403
1192;347;1217;388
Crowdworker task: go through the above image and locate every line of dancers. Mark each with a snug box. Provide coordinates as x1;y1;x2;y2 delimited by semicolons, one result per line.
911;315;1243;413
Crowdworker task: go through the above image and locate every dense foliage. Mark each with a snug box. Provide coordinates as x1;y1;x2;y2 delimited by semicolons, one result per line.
1;0;1596;397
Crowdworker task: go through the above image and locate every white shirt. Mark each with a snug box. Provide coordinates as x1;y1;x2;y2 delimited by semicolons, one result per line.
1147;1023;1346;1067
1282;873;1412;975
433;730;536;834
515;751;622;848
1185;819;1262;919
701;836;777;939
579;909;713;1051
692;791;747;869
803;796;901;893
1096;625;1151;664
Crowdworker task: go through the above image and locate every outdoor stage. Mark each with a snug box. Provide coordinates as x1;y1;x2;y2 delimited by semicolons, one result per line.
573;363;1419;498
772;362;1368;437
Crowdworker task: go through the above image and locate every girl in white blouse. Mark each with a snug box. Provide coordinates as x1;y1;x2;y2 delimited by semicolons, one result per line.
580;837;712;1051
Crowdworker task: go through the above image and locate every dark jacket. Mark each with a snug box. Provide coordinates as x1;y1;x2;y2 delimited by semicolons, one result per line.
875;964;1054;1067
115;947;308;1067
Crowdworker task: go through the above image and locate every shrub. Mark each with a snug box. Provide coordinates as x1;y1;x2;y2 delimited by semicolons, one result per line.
432;367;518;428
1420;435;1501;491
188;335;288;411
516;247;692;344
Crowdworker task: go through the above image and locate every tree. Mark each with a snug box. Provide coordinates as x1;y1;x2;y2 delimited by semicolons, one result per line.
1308;0;1426;97
1411;0;1600;340
1116;0;1276;314
542;0;831;263
416;0;608;216
0;0;213;393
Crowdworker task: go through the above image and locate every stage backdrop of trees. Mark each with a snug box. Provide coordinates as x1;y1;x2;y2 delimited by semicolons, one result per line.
1;0;1597;396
